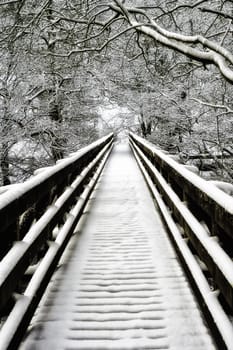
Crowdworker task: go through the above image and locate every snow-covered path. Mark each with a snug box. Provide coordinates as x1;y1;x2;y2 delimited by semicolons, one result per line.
21;144;215;350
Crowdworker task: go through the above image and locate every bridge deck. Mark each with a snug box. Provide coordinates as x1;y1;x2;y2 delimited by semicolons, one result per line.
21;144;215;350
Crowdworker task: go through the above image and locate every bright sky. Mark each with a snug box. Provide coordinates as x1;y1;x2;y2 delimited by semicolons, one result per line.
97;105;137;134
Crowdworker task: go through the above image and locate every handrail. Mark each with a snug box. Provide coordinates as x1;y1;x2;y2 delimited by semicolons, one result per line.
0;133;114;349
0;133;113;258
129;133;233;240
129;132;233;350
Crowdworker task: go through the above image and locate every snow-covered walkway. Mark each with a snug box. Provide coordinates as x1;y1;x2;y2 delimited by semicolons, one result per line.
21;144;215;350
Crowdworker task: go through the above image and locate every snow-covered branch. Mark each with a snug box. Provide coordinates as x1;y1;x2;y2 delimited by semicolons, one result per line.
0;0;20;5
155;0;208;19
46;24;143;58
109;1;233;83
199;7;233;21
191;98;233;114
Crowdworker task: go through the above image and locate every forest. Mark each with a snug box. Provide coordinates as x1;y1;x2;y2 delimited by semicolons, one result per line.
0;0;233;185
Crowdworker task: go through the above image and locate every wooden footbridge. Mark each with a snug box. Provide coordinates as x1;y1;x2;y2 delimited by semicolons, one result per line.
0;133;232;350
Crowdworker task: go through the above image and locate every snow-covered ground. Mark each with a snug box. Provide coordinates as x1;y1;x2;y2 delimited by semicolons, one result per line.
20;143;215;350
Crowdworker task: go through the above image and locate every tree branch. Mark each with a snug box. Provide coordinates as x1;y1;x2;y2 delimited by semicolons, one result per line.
46;23;145;58
191;98;233;113
0;0;20;5
199;7;233;21
220;20;232;46
110;1;233;83
155;0;209;20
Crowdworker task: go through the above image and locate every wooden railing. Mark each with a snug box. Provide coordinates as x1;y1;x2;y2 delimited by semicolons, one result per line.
129;132;233;350
0;133;114;350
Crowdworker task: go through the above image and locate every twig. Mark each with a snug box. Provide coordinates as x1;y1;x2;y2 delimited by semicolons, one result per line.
191;98;233;113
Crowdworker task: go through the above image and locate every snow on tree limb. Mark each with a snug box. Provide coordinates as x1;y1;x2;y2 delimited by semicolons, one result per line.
0;0;20;5
110;0;233;83
154;0;209;19
191;98;233;114
199;7;233;21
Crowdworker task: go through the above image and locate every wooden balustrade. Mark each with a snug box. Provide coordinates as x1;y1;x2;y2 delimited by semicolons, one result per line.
129;132;233;313
0;133;114;319
0;134;114;259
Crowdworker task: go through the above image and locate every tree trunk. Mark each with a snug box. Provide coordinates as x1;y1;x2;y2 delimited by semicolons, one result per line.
46;0;65;161
0;147;11;185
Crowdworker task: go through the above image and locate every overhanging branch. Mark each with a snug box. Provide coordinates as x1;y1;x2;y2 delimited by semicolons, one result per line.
110;0;233;84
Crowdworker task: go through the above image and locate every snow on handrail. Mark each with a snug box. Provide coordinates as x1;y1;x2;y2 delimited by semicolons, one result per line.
0;137;114;350
0;135;113;311
130;133;233;212
0;133;114;309
129;132;233;242
130;132;233;349
0;133;113;210
0;133;113;251
129;132;233;307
